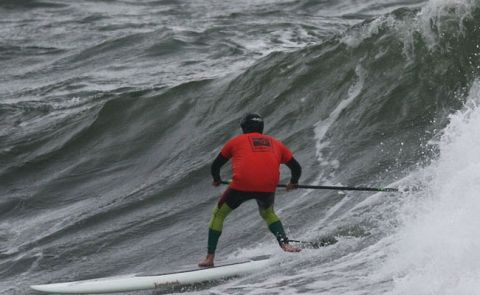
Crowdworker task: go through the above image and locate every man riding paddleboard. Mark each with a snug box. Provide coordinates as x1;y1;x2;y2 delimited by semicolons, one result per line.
199;113;302;267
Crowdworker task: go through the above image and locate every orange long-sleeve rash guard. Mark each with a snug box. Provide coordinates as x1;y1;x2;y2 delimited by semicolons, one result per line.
220;133;293;193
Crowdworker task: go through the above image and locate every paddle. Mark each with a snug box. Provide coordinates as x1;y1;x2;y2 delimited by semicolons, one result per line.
220;181;398;192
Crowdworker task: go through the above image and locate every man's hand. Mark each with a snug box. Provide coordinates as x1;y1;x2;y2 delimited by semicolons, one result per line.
212;180;221;187
286;182;298;191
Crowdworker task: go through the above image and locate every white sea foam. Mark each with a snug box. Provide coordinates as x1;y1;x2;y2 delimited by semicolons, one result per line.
378;79;480;294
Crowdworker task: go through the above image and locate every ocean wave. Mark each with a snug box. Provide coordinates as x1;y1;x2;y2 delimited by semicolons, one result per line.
1;0;479;294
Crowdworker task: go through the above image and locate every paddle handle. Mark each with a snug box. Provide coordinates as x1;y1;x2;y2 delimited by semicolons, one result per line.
220;181;398;192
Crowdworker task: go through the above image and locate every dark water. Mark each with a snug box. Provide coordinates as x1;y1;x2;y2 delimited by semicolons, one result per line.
2;0;480;294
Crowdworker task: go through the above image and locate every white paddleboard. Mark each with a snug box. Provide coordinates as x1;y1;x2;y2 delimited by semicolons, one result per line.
30;255;270;294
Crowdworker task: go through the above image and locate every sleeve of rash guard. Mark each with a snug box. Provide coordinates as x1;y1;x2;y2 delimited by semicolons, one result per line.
285;157;302;184
211;153;229;182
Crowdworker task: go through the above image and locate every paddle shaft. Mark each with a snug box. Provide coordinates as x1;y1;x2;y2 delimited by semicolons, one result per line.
220;181;397;192
279;183;398;192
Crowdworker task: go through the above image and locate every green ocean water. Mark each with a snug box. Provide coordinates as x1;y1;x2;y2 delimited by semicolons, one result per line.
1;0;480;294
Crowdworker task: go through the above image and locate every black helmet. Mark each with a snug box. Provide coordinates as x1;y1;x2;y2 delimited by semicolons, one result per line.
240;113;264;133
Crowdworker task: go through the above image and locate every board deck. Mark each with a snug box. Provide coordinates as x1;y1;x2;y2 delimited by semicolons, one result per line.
30;255;270;294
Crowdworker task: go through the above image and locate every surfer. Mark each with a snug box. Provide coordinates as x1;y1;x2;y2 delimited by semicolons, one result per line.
199;113;302;267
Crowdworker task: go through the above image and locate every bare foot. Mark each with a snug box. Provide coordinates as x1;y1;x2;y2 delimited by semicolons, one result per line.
198;254;215;267
281;244;301;252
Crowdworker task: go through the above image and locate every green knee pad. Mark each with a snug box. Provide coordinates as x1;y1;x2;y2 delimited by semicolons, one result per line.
208;203;233;232
207;204;232;254
259;207;287;243
259;206;280;225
